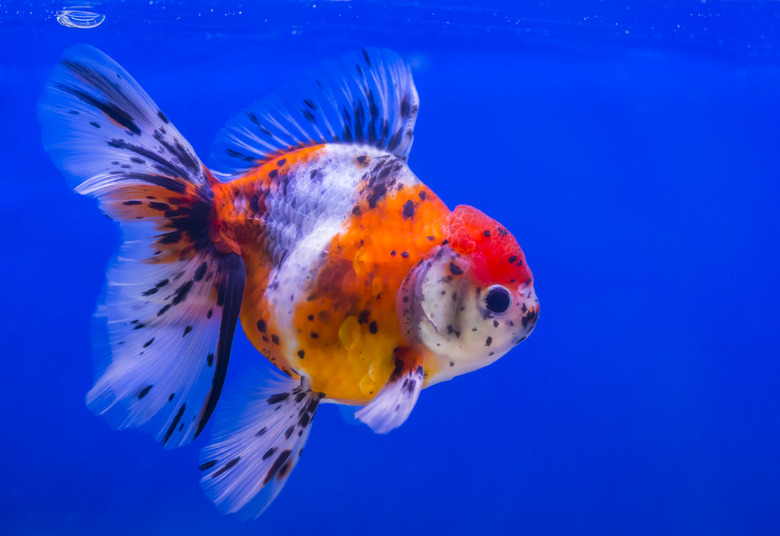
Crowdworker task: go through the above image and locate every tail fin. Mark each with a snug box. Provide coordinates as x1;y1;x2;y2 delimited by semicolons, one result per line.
39;45;245;448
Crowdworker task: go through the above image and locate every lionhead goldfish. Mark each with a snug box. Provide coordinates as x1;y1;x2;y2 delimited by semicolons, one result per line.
40;46;539;518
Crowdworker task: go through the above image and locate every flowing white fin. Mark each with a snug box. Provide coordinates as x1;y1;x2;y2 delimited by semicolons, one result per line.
211;48;419;173
39;45;245;447
355;352;425;434
199;368;323;519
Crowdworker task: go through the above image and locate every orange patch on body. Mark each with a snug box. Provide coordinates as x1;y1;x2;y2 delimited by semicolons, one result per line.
212;146;327;376
291;184;450;403
210;145;326;255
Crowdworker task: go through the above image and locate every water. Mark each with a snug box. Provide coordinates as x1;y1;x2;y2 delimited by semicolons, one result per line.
2;1;780;534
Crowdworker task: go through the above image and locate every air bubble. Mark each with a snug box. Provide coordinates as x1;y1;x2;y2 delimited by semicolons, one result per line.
56;8;105;29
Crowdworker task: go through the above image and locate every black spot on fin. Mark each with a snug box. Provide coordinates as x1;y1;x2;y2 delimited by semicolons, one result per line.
42;49;249;449
210;48;420;173
200;372;323;519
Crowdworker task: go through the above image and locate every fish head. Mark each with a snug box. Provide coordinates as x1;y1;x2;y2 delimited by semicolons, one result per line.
398;205;538;384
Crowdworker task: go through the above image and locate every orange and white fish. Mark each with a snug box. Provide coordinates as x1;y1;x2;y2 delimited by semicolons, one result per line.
39;46;539;518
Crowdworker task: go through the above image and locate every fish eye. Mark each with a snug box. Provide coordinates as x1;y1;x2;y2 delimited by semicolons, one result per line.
484;285;512;314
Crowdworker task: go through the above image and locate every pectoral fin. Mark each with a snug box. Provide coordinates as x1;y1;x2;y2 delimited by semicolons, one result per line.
355;349;424;434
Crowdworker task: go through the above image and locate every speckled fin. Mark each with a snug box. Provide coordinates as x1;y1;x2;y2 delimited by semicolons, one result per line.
355;352;425;434
210;48;419;173
39;45;246;448
199;370;322;519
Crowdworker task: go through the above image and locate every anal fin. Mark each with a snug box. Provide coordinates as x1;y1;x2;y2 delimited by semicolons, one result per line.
355;349;424;434
199;369;323;519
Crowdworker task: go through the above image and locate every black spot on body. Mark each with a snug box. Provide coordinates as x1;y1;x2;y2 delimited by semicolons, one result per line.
402;200;415;219
138;385;153;399
449;262;464;275
367;183;387;208
521;309;538;328
486;336;493;347
369;321;378;334
256;319;267;333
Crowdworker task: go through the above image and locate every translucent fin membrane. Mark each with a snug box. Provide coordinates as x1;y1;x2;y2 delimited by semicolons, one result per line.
200;370;322;519
211;48;419;173
39;45;245;447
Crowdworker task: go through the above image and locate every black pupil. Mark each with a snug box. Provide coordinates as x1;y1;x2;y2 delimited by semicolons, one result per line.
485;287;511;313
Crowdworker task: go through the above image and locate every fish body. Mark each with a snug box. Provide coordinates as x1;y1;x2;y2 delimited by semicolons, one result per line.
39;46;539;518
213;144;446;403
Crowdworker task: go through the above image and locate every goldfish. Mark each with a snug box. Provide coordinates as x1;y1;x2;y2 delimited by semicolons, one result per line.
39;45;539;518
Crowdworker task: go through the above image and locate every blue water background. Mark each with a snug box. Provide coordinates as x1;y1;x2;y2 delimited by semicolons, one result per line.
1;1;779;534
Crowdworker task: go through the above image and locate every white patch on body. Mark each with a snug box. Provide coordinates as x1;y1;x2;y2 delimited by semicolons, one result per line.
262;144;418;358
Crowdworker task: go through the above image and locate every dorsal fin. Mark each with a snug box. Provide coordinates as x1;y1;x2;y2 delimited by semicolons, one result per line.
210;48;419;173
